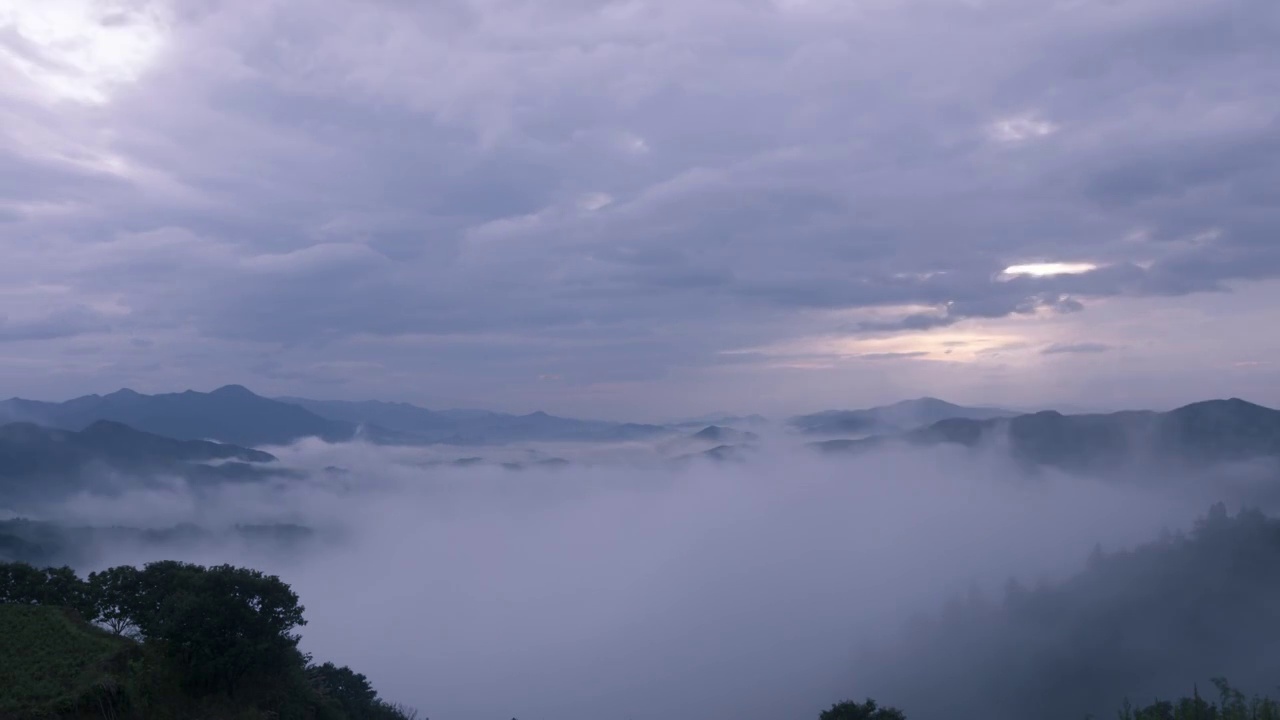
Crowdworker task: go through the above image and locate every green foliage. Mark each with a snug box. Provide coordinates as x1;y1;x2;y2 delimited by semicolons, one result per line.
0;561;96;619
0;560;420;720
0;603;134;718
309;662;420;719
88;564;141;635
129;562;307;697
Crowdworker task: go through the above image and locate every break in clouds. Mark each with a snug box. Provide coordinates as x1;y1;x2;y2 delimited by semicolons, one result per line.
9;435;1275;720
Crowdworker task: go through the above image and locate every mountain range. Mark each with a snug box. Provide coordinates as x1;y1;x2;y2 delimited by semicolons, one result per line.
0;420;281;506
2;384;1278;483
0;386;359;447
278;397;668;444
789;397;1017;436
0;386;669;448
812;398;1280;474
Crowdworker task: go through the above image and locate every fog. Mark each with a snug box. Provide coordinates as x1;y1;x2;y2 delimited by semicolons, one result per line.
13;438;1267;720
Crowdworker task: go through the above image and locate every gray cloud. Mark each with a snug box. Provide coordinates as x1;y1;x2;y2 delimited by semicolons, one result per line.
0;307;112;343
1;0;1278;412
1042;342;1114;356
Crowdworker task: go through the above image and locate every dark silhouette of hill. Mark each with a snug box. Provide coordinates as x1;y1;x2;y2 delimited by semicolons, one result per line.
0;518;316;567
791;398;1016;436
857;504;1280;720
0;420;273;470
812;398;1280;474
691;425;760;444
279;396;669;444
0;420;281;507
669;443;754;465
0;386;417;447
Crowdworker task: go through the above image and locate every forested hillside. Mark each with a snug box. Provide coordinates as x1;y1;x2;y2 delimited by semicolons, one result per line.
0;561;416;720
854;504;1280;719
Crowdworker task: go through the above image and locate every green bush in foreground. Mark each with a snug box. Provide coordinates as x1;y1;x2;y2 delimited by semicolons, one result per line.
0;560;419;720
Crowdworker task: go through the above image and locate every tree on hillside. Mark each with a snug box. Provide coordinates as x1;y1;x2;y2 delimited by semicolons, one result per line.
133;562;307;696
0;562;95;618
88;564;141;635
0;561;49;604
308;662;420;719
820;698;908;720
311;662;378;716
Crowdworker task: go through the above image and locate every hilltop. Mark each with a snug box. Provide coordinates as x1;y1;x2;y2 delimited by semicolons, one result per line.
812;398;1280;474
0;386;360;447
790;398;1016;436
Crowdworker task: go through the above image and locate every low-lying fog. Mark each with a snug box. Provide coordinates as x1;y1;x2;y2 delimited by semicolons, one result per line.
14;436;1276;720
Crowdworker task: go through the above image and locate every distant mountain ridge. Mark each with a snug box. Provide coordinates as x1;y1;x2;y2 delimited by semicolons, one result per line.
0;420;280;507
0;385;365;447
277;396;669;444
790;397;1017;436
812;398;1280;474
670;413;770;429
0;385;677;449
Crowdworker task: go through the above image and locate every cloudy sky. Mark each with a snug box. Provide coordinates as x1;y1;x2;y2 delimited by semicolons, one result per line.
1;0;1277;420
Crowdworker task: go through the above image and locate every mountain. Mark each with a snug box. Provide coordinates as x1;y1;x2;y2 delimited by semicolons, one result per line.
812;398;1280;474
690;425;759;444
670;413;770;429
791;397;1017;436
0;518;315;566
0;419;274;469
278;397;669;444
0;420;280;505
0;386;382;447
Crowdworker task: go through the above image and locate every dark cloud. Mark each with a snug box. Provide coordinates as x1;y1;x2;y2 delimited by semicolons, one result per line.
0;0;1278;411
0;307;112;343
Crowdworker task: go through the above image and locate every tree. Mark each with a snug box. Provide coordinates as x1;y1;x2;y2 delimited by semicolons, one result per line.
0;562;94;618
133;561;307;697
0;561;48;604
311;662;378;716
88;564;142;635
41;565;96;619
820;699;908;720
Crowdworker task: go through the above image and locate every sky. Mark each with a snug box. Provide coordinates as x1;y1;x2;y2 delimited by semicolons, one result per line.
1;0;1278;421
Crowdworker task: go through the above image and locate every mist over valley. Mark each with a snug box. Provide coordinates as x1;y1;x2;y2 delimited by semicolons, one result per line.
4;386;1280;719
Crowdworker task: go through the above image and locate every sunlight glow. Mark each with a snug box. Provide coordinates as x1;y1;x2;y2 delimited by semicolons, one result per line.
1002;262;1098;278
726;328;1032;365
0;0;167;103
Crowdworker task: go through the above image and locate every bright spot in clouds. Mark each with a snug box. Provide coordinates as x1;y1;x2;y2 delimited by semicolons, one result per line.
988;114;1059;143
1002;262;1098;278
0;0;168;103
579;192;614;211
728;327;1033;365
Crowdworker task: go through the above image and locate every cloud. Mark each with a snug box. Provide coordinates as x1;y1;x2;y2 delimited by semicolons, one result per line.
0;0;1278;411
1042;342;1114;355
0;306;111;343
857;351;930;361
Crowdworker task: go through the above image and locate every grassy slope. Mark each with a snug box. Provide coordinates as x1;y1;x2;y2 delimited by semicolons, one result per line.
0;604;135;719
